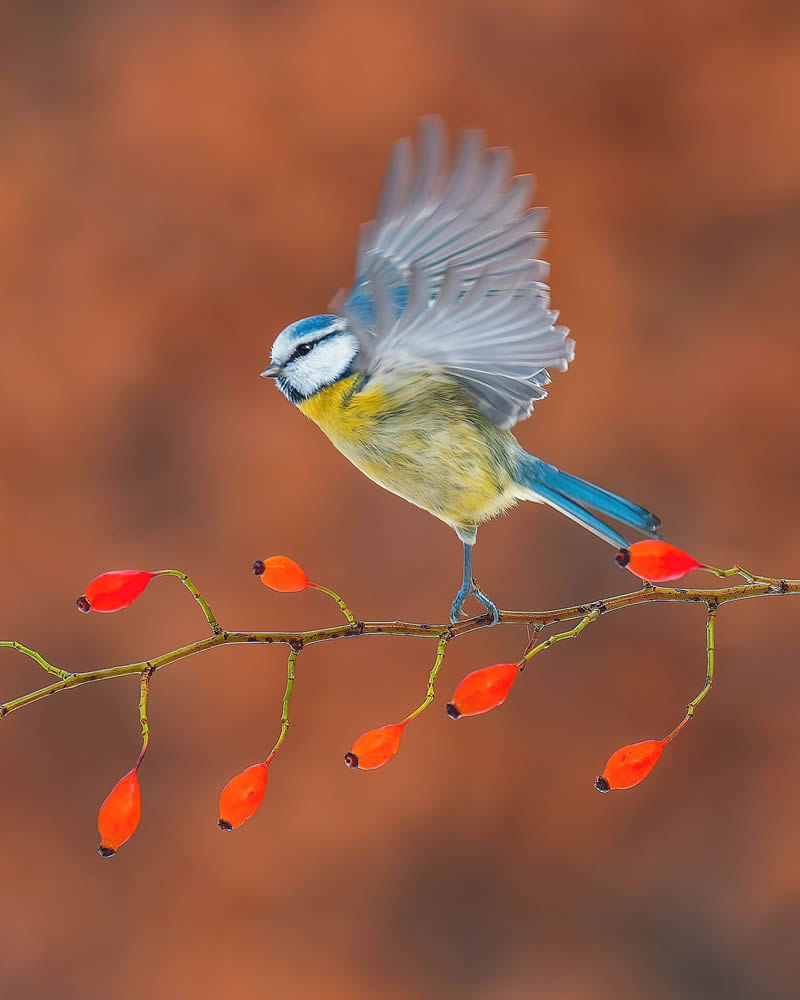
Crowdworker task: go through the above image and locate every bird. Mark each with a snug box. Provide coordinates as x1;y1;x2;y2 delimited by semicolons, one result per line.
261;117;661;624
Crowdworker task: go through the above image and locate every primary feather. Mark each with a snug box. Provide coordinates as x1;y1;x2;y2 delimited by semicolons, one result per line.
331;116;574;430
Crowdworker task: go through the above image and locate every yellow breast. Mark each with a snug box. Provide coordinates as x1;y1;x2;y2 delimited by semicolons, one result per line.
297;374;385;445
297;374;520;534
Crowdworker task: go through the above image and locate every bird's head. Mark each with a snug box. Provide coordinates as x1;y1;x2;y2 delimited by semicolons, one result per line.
261;315;360;403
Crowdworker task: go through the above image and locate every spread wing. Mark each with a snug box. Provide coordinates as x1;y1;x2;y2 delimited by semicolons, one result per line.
332;116;575;429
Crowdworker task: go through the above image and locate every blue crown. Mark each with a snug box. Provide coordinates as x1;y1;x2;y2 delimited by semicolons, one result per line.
286;314;342;341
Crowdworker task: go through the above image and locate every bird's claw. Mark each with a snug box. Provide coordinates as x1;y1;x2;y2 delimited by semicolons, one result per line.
450;580;499;626
449;585;470;624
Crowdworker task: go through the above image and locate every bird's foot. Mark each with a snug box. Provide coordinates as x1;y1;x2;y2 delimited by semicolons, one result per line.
449;580;500;626
472;580;500;625
449;582;471;623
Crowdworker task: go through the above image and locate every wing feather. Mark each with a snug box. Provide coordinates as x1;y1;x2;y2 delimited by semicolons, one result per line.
337;118;574;428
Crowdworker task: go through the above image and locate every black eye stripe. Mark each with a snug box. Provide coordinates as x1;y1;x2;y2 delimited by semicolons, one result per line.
288;329;340;363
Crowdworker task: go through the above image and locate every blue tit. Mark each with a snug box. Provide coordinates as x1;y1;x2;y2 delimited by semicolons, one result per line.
261;117;660;624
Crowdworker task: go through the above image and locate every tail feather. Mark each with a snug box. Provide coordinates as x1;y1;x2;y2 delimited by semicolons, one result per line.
531;483;630;548
515;455;661;547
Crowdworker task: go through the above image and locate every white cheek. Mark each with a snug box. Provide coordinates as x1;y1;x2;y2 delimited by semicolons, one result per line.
288;336;358;397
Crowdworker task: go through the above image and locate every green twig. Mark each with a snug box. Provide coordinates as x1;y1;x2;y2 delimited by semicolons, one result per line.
266;648;298;764
156;569;221;634
664;602;717;744
520;608;602;666
0;641;73;681
403;634;451;724
309;583;357;626
136;668;152;768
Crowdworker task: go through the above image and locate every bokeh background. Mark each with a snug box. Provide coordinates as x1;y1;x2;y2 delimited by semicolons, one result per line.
2;1;800;997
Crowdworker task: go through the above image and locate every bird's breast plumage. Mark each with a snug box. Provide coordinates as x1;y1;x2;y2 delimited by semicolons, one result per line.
296;373;522;535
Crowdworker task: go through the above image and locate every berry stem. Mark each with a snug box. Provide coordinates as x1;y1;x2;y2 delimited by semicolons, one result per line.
136;668;153;768
156;570;222;635
664;602;717;745
308;583;357;626
702;564;770;585
403;634;451;724
266;648;298;765
520;608;602;665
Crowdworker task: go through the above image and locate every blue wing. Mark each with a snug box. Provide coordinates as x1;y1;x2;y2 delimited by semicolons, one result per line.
331;117;574;429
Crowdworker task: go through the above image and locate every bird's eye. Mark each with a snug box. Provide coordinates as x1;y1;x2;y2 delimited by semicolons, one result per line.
294;342;314;358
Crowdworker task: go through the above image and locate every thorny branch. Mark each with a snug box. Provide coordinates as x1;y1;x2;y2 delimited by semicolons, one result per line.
2;555;799;852
1;572;797;721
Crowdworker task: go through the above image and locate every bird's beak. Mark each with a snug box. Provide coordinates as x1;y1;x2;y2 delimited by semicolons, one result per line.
260;364;281;379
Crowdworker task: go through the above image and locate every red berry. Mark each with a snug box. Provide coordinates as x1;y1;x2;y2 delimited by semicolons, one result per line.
97;768;141;856
446;663;519;719
616;541;702;583
254;556;309;593
595;739;666;792
344;723;405;770
78;571;155;613
218;762;268;831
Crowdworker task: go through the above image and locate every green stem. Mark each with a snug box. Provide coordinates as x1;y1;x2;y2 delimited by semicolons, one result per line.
136;669;152;768
308;583;357;626
702;564;771;586
0;641;73;680
664;603;717;744
520;609;601;665
403;634;450;724
266;648;298;764
156;569;221;634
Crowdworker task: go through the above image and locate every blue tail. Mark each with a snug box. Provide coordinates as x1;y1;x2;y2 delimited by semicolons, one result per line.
514;455;661;549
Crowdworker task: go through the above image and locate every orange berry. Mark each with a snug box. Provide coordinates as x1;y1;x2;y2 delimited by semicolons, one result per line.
595;739;666;792
344;723;405;770
78;570;155;613
218;762;268;831
616;541;702;583
97;768;141;857
446;663;519;719
253;556;309;593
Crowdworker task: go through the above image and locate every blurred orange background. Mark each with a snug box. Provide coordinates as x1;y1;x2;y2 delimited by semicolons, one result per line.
2;2;800;997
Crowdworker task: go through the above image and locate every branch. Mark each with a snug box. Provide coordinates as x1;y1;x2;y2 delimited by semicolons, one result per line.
2;576;796;720
1;545;798;853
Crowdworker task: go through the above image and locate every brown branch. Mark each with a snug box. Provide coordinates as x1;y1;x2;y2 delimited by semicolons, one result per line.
4;556;799;851
2;575;797;721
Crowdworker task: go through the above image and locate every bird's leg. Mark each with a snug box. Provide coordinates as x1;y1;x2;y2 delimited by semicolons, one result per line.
449;544;473;623
450;543;499;626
